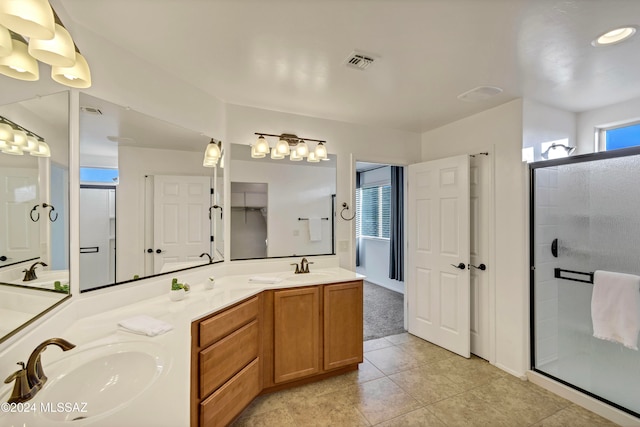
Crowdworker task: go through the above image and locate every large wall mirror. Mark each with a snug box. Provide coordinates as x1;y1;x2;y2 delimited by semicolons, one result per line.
79;93;224;292
230;143;336;260
0;91;70;343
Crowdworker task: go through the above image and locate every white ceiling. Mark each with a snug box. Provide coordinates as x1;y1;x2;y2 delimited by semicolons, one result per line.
40;1;640;133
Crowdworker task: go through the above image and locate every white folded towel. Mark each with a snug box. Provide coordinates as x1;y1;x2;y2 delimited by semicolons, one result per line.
118;315;174;337
308;217;322;242
591;270;640;350
248;276;283;284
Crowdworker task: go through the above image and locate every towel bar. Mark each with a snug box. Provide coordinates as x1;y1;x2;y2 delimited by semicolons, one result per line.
554;268;594;284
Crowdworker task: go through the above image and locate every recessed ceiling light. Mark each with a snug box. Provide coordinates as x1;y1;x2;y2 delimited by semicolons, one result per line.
457;86;503;102
592;26;637;46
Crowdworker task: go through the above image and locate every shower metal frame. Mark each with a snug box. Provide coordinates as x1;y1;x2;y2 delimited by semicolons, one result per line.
529;145;640;419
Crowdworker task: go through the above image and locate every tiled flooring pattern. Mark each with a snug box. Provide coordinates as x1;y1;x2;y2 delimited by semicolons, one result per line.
232;333;619;426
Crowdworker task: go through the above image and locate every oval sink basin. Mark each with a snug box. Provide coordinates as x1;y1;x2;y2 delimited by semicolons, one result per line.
284;272;334;282
36;341;169;422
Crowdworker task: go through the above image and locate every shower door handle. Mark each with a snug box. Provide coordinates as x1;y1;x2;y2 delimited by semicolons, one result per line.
450;263;466;270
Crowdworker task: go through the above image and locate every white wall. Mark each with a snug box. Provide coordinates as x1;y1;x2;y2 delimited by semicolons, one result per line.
523;99;577;161
421;99;528;377
117;146;212;282
225;103;422;268
576;96;640;154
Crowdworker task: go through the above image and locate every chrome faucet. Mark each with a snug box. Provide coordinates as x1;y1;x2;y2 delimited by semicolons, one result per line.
4;338;75;403
22;261;47;281
199;252;213;264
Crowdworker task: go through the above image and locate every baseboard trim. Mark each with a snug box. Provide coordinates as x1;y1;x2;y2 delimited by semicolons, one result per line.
527;371;640;427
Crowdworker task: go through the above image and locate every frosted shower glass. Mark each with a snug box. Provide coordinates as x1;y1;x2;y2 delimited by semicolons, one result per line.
532;153;640;417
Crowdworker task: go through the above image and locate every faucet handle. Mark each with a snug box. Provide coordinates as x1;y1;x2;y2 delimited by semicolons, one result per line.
290;263;300;274
4;362;37;404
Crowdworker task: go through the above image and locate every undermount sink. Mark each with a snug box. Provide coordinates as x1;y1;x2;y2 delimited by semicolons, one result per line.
36;341;168;423
283;272;334;282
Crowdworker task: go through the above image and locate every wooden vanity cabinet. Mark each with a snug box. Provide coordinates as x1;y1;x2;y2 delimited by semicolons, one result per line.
323;281;364;370
191;295;262;427
191;280;363;426
273;286;321;383
263;280;364;390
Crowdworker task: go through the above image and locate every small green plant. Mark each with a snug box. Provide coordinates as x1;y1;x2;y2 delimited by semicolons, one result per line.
54;281;69;293
171;277;184;291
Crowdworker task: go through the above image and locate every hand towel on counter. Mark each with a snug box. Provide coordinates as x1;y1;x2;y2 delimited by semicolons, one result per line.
118;315;174;337
248;276;283;284
591;270;640;350
308;217;322;242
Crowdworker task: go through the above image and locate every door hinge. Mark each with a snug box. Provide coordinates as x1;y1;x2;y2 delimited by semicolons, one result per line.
210;235;214;242
210;188;214;195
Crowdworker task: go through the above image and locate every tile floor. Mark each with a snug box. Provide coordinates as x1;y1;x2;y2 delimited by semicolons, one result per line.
232;333;619;426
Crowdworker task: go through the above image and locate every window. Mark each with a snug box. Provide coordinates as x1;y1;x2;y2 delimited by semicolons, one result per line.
598;121;640;151
356;184;391;239
80;167;119;184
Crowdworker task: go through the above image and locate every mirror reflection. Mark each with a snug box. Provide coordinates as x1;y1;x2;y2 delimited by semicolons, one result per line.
79;93;224;292
0;91;70;343
230;143;336;260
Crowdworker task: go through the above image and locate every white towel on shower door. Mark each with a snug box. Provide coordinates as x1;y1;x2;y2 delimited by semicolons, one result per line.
591;270;640;350
308;217;322;241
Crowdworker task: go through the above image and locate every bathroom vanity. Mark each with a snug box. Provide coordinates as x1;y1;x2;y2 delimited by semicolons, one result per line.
190;279;363;427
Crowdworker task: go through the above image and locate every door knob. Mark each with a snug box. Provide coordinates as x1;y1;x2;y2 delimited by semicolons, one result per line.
147;248;153;253
469;263;487;271
450;263;466;270
0;255;8;262
156;249;164;254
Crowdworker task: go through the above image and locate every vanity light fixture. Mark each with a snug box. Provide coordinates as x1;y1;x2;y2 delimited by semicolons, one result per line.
0;115;49;157
592;26;637;46
203;138;223;167
252;133;328;163
0;2;91;88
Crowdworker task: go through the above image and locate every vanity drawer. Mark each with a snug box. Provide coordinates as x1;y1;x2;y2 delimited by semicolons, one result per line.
200;358;260;427
200;319;259;398
199;296;259;347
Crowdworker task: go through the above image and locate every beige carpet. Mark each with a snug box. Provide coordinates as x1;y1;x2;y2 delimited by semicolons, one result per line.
363;281;405;341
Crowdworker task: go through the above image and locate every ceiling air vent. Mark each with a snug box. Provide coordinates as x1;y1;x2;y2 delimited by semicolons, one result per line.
345;51;377;71
80;106;102;115
457;86;503;102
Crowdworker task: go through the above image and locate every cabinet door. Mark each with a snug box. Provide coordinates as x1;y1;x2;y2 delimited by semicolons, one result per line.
273;286;320;383
324;281;364;370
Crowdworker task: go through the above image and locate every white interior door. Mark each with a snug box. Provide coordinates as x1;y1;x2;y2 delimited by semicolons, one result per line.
153;175;211;274
470;154;491;359
407;155;470;358
0;168;39;266
79;187;112;291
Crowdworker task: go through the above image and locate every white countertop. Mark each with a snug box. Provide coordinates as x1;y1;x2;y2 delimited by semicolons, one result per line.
0;267;363;427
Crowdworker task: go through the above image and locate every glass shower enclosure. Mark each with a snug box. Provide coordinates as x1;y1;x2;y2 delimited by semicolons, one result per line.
530;147;640;418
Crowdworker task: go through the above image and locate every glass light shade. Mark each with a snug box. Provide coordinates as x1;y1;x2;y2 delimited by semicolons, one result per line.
0;38;38;81
251;144;265;158
203;156;217;167
0;122;13;142
220;154;224;168
0;0;54;40
11;128;27;149
30;140;50;157
289;149;303;161
0;139;7;149
275;138;290;155
0;25;11;56
314;142;327;160
24;135;39;152
307;151;320;163
2;144;23;155
296;141;309;157
51;51;91;88
204;140;221;161
28;23;76;66
270;147;284;159
255;135;270;154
